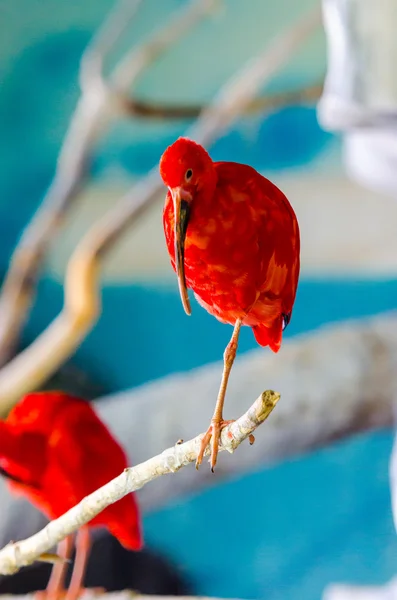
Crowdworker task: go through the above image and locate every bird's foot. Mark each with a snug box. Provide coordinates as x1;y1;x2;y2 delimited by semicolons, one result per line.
196;419;256;472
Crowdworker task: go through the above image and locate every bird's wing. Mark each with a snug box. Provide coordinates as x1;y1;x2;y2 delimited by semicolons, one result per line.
45;399;142;549
0;421;48;487
7;391;69;431
215;161;300;315
47;400;129;499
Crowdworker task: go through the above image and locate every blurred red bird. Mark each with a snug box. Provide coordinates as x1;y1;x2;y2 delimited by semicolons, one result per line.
0;391;142;600
160;137;300;471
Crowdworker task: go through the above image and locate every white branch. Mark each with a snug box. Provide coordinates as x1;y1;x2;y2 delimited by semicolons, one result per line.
0;391;279;575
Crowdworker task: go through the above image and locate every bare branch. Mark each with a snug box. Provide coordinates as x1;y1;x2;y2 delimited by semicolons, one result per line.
0;390;279;575
123;82;324;119
0;171;161;414
79;0;142;90
0;0;214;368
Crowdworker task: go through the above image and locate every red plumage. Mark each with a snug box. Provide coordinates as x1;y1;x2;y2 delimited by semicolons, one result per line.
160;137;300;471
0;391;142;551
161;137;300;352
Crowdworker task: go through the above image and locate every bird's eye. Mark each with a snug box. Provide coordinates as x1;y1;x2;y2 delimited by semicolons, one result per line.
185;169;193;181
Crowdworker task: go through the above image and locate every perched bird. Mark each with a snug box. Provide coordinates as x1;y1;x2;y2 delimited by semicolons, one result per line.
160;137;300;471
0;391;142;600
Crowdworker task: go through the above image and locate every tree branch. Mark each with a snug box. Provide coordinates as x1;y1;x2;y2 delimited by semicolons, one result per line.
0;0;214;368
0;4;320;415
123;82;324;120
0;390;279;575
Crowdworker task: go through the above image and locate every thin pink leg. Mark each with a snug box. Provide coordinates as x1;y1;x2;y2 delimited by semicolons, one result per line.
42;535;73;600
65;528;91;600
196;319;254;471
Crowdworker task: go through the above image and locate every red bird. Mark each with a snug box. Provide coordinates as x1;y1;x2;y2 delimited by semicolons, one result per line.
160;137;300;471
0;391;142;600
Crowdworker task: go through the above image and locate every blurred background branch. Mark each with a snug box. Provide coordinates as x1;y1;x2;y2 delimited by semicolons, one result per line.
122;81;324;119
0;0;216;370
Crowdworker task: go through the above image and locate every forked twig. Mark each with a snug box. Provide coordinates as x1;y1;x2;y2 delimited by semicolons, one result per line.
0;0;215;368
0;5;321;414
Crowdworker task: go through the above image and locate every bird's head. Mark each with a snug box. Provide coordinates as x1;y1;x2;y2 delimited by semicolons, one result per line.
159;137;216;315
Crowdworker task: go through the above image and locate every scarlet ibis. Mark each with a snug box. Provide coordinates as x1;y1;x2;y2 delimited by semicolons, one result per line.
160;137;300;471
0;391;142;600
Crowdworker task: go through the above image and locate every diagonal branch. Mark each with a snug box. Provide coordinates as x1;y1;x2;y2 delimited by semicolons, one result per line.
0;4;321;416
0;390;279;575
0;0;214;368
0;0;141;368
79;0;143;90
123;81;324;119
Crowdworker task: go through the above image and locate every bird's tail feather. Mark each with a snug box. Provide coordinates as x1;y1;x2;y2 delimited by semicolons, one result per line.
109;520;143;552
252;319;283;352
108;495;143;551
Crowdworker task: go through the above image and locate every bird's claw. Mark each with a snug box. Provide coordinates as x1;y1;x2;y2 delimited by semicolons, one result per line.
195;419;235;472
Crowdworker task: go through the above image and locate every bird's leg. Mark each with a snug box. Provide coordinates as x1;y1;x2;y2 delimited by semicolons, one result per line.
40;535;73;600
196;318;253;472
64;527;91;600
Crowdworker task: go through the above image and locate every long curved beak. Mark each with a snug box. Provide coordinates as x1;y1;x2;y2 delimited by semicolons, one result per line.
171;187;192;316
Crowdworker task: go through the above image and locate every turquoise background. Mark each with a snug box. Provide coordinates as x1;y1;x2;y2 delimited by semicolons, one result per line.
1;0;396;598
145;431;396;600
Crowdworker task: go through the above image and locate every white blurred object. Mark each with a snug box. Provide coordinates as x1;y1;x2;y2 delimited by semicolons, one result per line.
343;130;397;196
323;578;397;600
318;0;397;195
